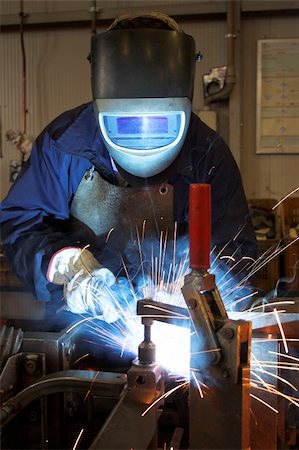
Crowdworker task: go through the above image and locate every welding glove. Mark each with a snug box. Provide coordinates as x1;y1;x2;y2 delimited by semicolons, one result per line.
47;247;119;322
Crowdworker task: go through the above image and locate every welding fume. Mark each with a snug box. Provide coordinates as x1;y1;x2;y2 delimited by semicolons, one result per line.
0;11;257;333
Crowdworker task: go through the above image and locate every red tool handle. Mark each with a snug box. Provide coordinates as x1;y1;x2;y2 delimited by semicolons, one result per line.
189;183;211;270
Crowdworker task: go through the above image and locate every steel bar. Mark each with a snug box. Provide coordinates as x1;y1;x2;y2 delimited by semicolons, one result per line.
0;370;127;428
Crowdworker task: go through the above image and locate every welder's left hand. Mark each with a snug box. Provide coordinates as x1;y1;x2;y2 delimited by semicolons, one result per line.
47;247;119;322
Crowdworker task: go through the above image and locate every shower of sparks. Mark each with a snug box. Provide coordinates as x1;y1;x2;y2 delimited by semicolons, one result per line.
250;393;279;414
273;308;289;354
268;351;299;364
72;428;84;450
251;358;299;372
240;310;287;322
83;371;100;401
251;368;298;391
272;186;299;210
253;338;299;343
252;384;299;408
251;353;265;373
105;227;115;243
141;381;189;417
70;209;299;416
250;408;258;426
248;300;295;312
191;370;206;398
73;353;89;366
191;348;221;355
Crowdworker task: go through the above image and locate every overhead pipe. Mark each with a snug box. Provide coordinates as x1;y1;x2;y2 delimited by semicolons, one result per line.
19;0;27;137
204;0;237;104
90;0;97;35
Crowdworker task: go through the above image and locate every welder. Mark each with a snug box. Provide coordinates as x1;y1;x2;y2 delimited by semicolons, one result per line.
0;12;257;329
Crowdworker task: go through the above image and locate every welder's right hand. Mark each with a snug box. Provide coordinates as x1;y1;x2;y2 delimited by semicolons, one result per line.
47;247;119;322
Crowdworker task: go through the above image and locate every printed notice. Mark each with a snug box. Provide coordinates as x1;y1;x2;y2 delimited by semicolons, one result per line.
256;39;299;154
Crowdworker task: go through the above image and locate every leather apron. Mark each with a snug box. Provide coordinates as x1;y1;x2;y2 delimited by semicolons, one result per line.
70;168;174;274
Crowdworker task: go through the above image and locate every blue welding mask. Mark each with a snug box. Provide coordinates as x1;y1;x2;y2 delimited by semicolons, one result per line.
90;13;196;179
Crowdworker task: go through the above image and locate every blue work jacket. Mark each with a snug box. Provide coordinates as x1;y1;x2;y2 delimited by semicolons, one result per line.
0;102;257;305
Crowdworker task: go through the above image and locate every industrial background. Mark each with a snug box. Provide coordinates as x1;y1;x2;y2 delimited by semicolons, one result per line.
1;0;298;201
0;2;299;450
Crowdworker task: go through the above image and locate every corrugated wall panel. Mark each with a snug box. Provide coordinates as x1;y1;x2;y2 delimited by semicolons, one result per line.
24;28;92;131
0;27;94;199
1;6;298;202
241;15;299;201
0;33;23;198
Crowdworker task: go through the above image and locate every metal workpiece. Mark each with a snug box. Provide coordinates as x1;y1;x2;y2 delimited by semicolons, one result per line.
128;358;164;406
189;363;251;450
89;300;165;449
89;385;162;450
90;348;164;450
20;321;84;373
0;369;127;428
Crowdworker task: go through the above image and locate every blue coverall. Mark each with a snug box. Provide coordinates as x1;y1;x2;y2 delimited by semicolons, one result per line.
0;102;257;314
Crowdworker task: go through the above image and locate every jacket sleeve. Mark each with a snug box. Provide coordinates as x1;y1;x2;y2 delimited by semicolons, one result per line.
188;119;258;307
0;130;91;302
187;120;256;255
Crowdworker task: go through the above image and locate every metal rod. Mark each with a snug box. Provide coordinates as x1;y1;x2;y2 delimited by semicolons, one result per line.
0;370;126;428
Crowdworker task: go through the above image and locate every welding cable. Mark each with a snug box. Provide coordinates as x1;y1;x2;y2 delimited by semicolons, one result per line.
0;370;127;428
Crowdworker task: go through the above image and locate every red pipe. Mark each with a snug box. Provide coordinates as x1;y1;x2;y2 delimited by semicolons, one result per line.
189;184;211;271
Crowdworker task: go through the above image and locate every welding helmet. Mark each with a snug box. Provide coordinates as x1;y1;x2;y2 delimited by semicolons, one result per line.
91;12;196;179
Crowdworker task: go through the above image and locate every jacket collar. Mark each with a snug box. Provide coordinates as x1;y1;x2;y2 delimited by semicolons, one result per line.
53;102;114;180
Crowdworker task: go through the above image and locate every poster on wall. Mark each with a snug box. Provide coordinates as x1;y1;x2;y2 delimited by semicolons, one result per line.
256;38;299;154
